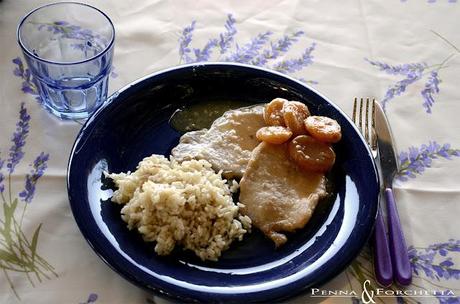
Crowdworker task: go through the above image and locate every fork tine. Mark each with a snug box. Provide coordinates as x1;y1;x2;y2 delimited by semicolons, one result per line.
353;97;378;151
371;98;377;150
352;97;358;124
365;98;370;143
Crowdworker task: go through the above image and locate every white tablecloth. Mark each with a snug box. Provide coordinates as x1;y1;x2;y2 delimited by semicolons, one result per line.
1;0;459;303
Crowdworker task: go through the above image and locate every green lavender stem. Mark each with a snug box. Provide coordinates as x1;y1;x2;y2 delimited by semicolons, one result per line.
431;30;460;53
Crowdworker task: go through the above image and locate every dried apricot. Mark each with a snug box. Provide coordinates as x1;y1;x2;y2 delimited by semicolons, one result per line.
264;98;287;126
256;126;293;144
288;135;335;173
283;101;310;135
304;116;342;143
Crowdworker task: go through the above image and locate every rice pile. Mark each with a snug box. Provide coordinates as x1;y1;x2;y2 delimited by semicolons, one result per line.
107;155;251;261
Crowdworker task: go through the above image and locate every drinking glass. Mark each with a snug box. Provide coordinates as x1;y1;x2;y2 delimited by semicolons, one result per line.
17;2;115;120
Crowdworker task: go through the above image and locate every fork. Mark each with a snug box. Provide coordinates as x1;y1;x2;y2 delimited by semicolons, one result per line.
352;97;393;287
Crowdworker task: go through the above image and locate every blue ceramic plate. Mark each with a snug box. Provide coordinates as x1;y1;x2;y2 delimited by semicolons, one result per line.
67;63;379;303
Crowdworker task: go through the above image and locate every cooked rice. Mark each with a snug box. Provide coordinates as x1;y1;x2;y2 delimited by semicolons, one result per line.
107;155;251;261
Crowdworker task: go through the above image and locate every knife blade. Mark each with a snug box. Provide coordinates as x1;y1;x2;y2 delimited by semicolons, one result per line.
374;101;412;286
374;104;399;187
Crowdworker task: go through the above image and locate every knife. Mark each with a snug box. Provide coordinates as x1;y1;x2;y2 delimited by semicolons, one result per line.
374;102;412;286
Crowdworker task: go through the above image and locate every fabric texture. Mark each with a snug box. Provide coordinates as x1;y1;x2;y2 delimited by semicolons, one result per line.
0;0;459;303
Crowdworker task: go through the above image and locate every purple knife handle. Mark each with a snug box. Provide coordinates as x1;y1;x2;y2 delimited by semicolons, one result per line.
385;188;412;286
373;207;393;287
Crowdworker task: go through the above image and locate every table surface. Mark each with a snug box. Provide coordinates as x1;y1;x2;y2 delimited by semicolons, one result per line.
1;1;460;303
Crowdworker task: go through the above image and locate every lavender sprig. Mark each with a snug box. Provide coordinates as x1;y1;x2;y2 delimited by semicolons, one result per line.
178;15;317;83
421;71;441;113
13;55;116;99
7;103;31;174
194;39;218;62
366;58;429;110
0;156;4;193
219;14;237;55
192;14;236;62
273;42;316;73
12;57;42;104
381;69;424;110
18;152;49;203
38;21;105;52
408;239;460;281
0;103;55;295
434;290;460;304
365;59;427;76
12;57;39;95
179;20;196;63
252;31;304;66
225;31;273;63
397;141;460;181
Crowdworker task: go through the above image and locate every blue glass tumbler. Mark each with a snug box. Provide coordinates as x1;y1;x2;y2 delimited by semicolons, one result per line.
17;2;115;119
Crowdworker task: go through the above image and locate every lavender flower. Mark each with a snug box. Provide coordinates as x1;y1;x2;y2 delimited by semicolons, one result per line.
252;31;304;66
87;293;98;303
365;59;426;76
12;57;39;95
273;42;316;73
428;240;460;255
408;239;460;281
421;71;440;113
18;152;49;203
434;291;460;304
189;14;237;62
7;103;31;174
381;72;423;110
13;57;24;77
178;15;317;83
366;58;429;110
397;141;460;181
0;156;4;193
219;14;237;55
12;57;42;104
13;54;116;99
225;31;272;63
53;21;69;26
79;293;98;304
179;20;196;63
194;39;218;62
39;21;104;52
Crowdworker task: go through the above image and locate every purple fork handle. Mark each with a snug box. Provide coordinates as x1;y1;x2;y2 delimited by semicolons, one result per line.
385;188;412;286
373;208;393;287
